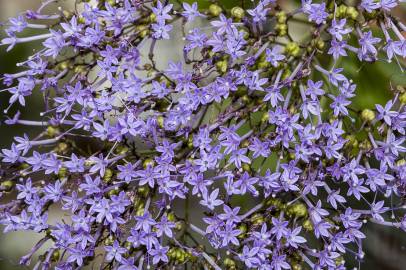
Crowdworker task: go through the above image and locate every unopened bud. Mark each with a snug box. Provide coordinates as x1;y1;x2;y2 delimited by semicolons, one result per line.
209;4;222;17
231;7;245;20
361;109;375;122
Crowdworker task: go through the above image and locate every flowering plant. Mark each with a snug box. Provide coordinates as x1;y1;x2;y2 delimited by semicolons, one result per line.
0;0;405;269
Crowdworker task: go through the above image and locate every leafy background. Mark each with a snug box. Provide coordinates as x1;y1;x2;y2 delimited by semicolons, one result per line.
0;0;405;269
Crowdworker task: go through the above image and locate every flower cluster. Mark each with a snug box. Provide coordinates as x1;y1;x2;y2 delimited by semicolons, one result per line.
0;0;405;269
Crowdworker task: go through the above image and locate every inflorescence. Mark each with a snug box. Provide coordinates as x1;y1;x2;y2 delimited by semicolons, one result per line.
0;0;405;269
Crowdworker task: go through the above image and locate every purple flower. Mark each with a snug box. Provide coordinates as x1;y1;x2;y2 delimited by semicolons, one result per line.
305;3;328;24
152;21;173;40
265;46;285;67
218;224;241;247
148;245;169;264
182;2;204;22
151;1;173;22
200;188;223;210
105;240;127;262
376;100;398;125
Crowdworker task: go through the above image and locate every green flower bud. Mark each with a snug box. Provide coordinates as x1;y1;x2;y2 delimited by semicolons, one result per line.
399;92;406;104
1;180;14;192
58;167;68;179
116;145;129;155
275;23;288;36
209;4;222;17
51;249;60;262
361;109;376;122
261;111;269;123
175;221;184;231
168;247;176;259
156;99;170;112
250;213;264;225
216;59;228;74
291;262;303;270
107;189;118;197
149;13;157;23
143;158;155;169
346;6;359;20
104;236;114;246
46;126;60;137
157;116;165;129
73;65;86;74
302;219;314;231
242;163;251;173
237;223;247;239
276;11;287;23
137;186;149;197
359;140;372;151
77;16;86;24
241;94;251;105
288;202;308;218
167;212;176;222
224;257;236;268
135;207;145;216
396;159;405;167
285;42;300;57
231;7;245;20
345;135;358;148
103;168;113;183
107;0;116;6
316;39;325;50
336;5;347;18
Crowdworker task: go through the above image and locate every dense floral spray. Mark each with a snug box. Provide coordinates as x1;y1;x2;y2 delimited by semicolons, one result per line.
0;0;405;269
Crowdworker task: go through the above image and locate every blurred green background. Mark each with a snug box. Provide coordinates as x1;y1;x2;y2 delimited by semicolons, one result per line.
0;0;405;269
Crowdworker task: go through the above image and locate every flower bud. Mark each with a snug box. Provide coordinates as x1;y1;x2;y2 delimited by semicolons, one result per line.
137;186;149;197
149;13;157;23
336;5;347;18
399;92;406;104
287;202;308;218
46;126;60;137
345;135;358;148
285;42;300;57
103;168;113;183
291;262;303;270
167;212;176;222
242;163;251;173
316;39;325;50
361;109;375;122
55;142;68;154
107;189;118;197
168;247;176;259
143;158;155;168
115;145;129;155
359;140;372;151
58;167;68;179
51;249;60;262
231;7;245;20
175;221;184;231
157;116;165;129
250;213;264;225
0;180;14;192
135;207;145;216
216;59;228;74
346;6;359;20
224;258;236;269
237;223;247;239
261;111;269;123
209;4;222;17
276;11;287;24
275;23;288;36
104;236;114;246
302;219;314;231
